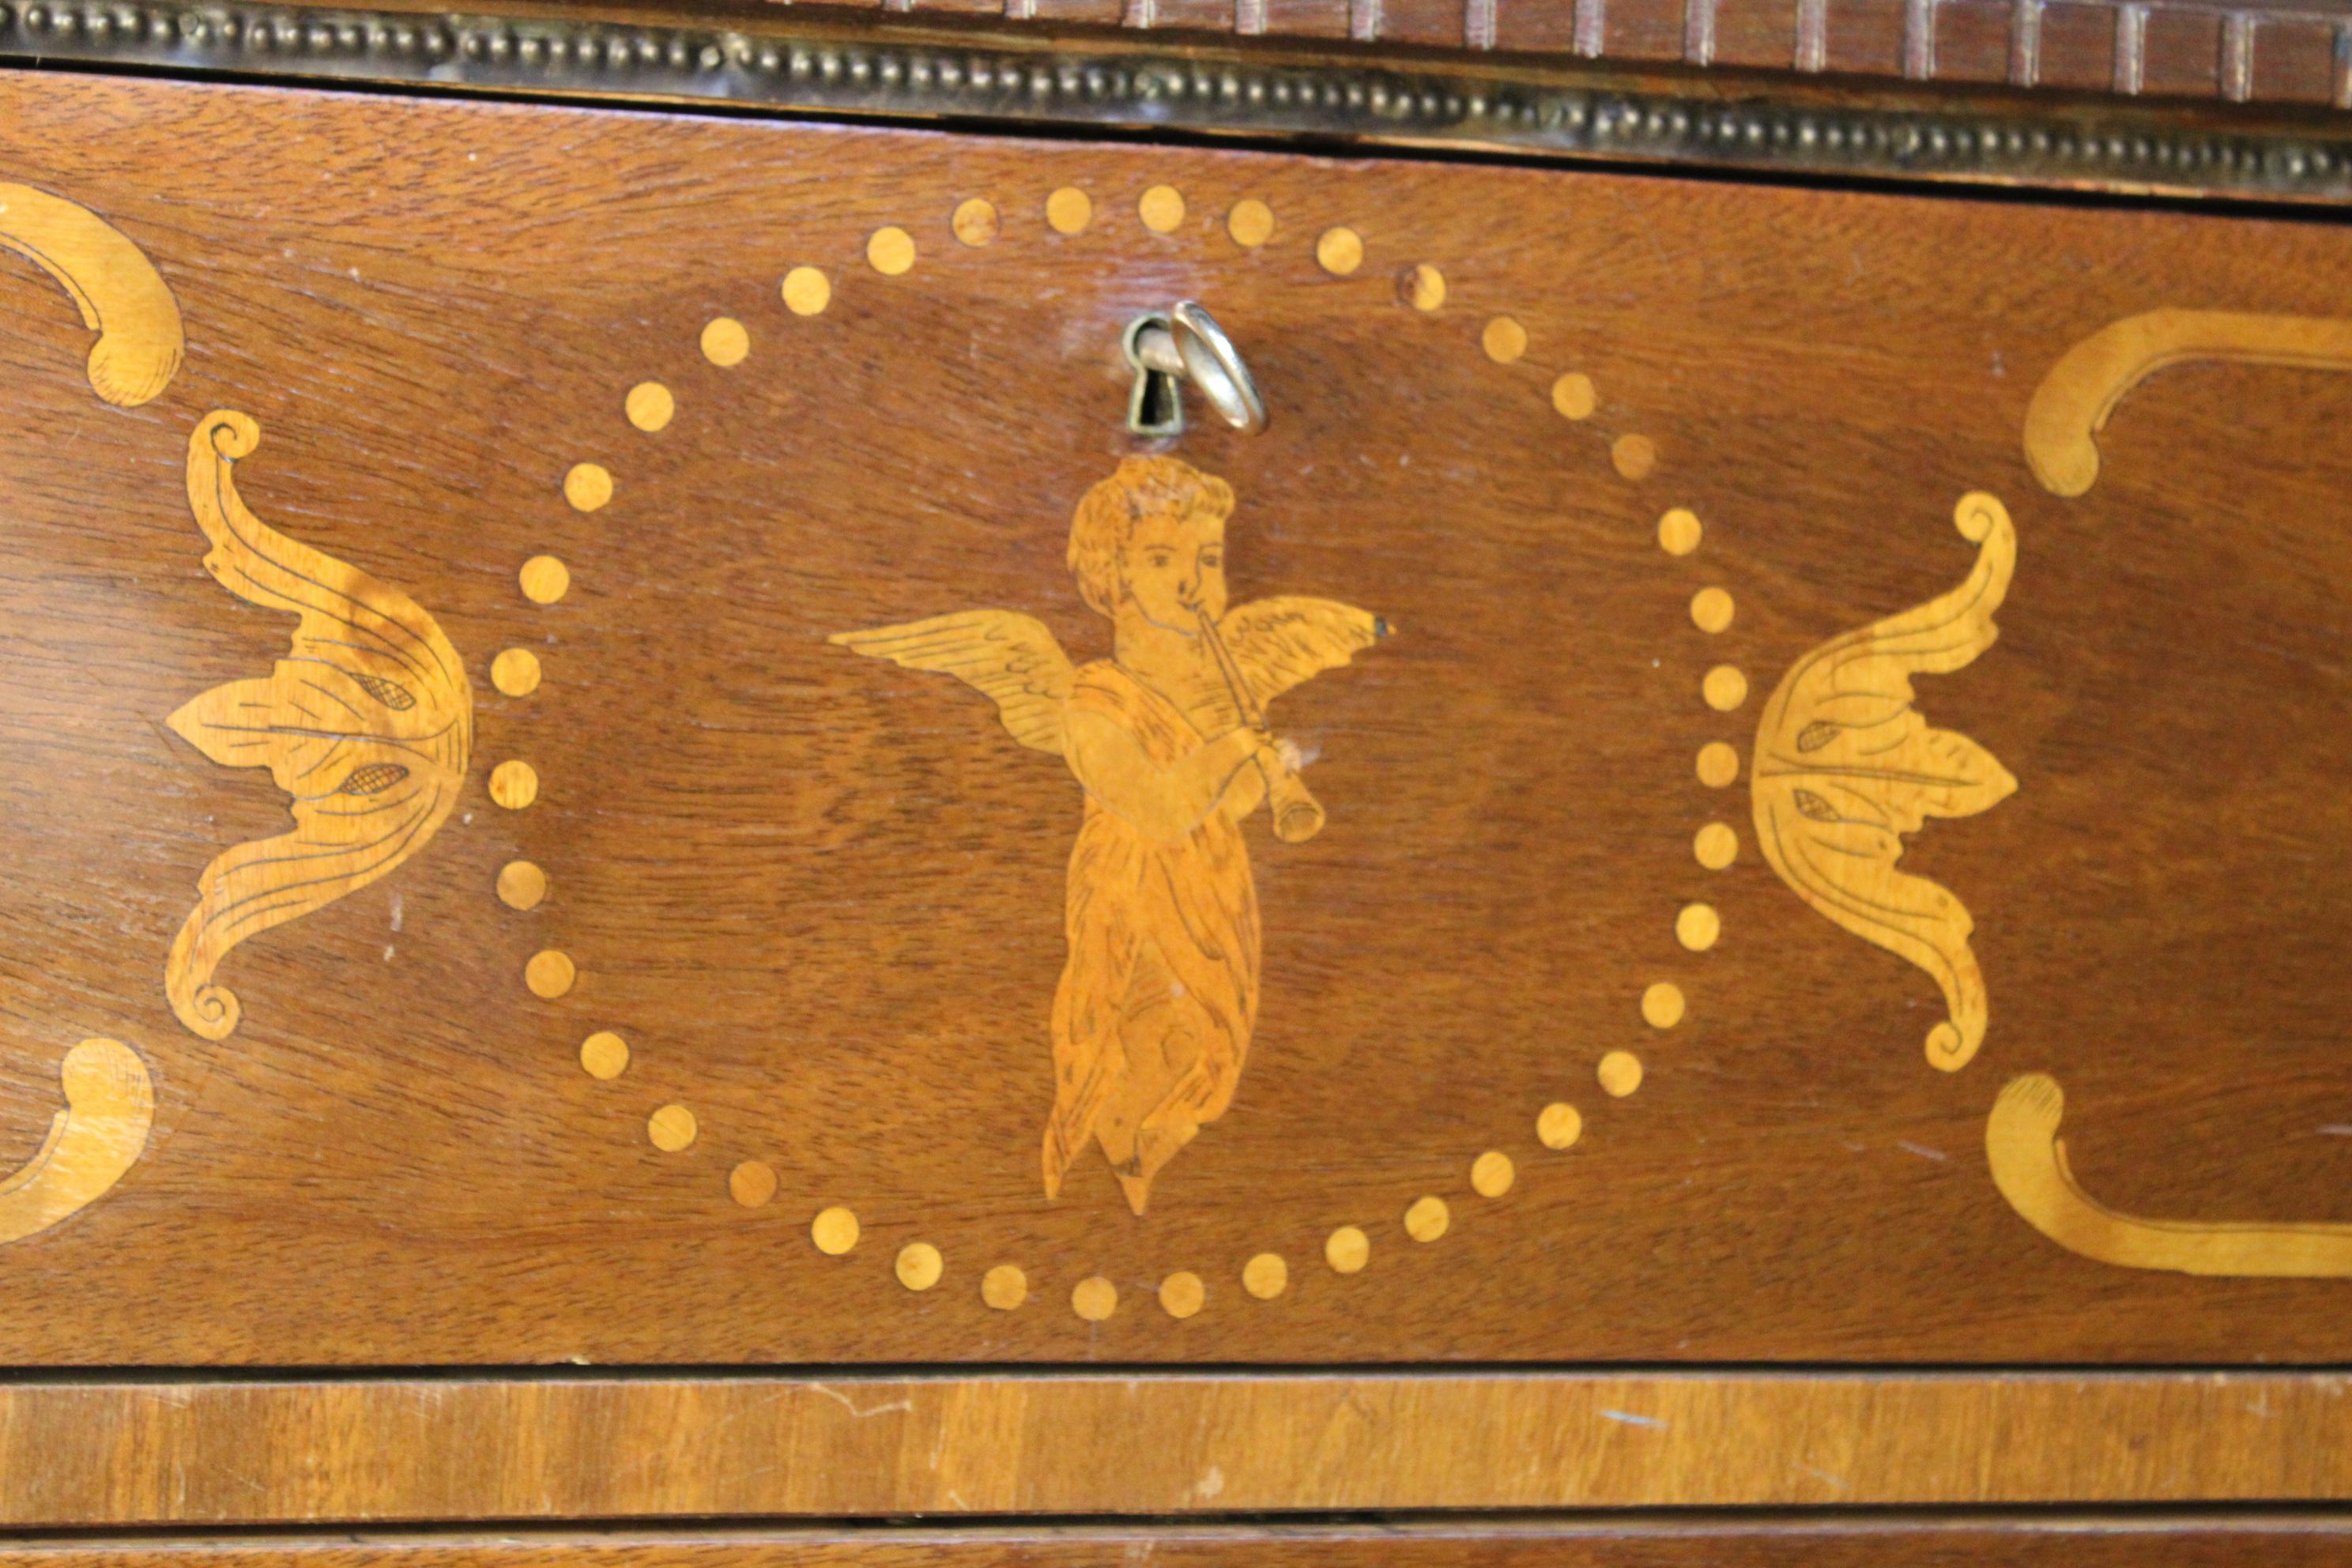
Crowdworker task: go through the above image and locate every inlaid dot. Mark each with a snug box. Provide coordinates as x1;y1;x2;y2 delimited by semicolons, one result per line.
525;948;575;999
1613;434;1659;481
1315;226;1363;276
1690;586;1736;633
1404;1195;1450;1242
1072;1275;1118;1321
982;1264;1028;1310
1471;1150;1516;1197
1325;1224;1370;1274
782;266;831;315
700;316;749;367
563;462;612;514
492;646;541;698
1694;821;1740;869
1400;262;1446;311
867;226;915;276
1159;1269;1205;1319
1551;372;1597;420
495;859;546;910
1537;1101;1584;1150
1702;665;1749;712
1227;198;1274;247
1481;315;1527;364
1642;981;1687;1028
896;1242;944;1291
1658;507;1702;556
624;381;674;433
489;760;540;809
519;555;570;605
647;1102;697;1151
1138;183;1185;233
952;198;1001;247
811;1205;861;1256
1598;1050;1645;1098
729;1159;777;1208
1046;186;1093;235
1696;741;1741;788
1243;1252;1288;1300
580;1031;629;1080
1676;902;1722;952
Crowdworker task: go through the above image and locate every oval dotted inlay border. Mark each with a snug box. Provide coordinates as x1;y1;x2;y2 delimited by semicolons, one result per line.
496;183;1733;1327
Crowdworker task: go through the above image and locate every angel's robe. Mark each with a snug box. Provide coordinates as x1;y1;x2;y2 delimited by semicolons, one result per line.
1042;659;1262;1216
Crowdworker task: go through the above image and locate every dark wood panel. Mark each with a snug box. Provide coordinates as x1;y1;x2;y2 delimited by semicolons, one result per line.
3;74;2352;1368
2;1375;2351;1524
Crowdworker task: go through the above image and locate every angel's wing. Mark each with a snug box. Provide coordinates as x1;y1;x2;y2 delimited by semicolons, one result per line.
1219;597;1392;709
830;610;1076;756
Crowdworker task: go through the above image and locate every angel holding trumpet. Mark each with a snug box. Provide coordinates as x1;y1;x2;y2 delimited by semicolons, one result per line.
832;455;1393;1214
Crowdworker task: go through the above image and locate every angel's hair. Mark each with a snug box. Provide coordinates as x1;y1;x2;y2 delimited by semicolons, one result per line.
1067;455;1236;618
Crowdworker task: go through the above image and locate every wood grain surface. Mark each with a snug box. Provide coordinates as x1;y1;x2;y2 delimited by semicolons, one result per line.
3;1373;2352;1522
2;71;2352;1369
11;1521;2352;1566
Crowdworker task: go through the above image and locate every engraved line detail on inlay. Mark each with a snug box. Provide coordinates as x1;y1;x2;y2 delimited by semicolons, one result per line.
165;411;473;1042
1751;491;2018;1073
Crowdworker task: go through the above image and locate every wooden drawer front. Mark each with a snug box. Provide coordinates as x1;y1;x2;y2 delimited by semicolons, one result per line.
2;71;2351;1371
9;1527;2352;1568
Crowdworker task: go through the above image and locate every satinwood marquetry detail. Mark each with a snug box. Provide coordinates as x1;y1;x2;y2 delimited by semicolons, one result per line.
835;460;1393;1216
1751;492;2018;1073
165;411;474;1042
0;1038;152;1248
1988;1073;2352;1276
0;182;181;408
1983;311;2352;1280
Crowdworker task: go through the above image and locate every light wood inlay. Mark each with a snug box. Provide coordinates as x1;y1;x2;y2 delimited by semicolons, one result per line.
783;266;832;315
1138;184;1185;233
1536;1102;1584;1149
1314;226;1363;275
1226;198;1274;247
0;182;182;405
495;861;547;911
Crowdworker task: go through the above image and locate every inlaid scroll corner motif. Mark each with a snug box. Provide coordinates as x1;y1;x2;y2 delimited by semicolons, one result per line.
0;182;184;407
0;1037;153;1246
2025;309;2352;498
165;409;473;1041
1987;1072;2352;1276
1751;491;2018;1073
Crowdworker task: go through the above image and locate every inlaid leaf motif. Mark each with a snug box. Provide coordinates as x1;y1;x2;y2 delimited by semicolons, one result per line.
164;410;473;1041
1751;491;2018;1072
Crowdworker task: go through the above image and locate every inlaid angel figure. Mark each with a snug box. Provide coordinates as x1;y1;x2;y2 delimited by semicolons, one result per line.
833;455;1392;1214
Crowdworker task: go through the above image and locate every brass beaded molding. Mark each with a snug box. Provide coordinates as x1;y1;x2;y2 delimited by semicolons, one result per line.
5;2;2352;202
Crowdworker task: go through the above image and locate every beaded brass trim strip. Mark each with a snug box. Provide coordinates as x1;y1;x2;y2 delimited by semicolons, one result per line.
2;2;2351;201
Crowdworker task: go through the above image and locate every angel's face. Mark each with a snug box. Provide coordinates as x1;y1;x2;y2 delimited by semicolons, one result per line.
1121;510;1227;636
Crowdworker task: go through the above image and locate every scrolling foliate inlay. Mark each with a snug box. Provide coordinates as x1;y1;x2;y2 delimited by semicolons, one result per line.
166;410;474;1042
1751;492;2018;1074
835;456;1392;1216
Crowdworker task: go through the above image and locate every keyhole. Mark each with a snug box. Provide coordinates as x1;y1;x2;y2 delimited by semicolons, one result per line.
1124;311;1185;438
